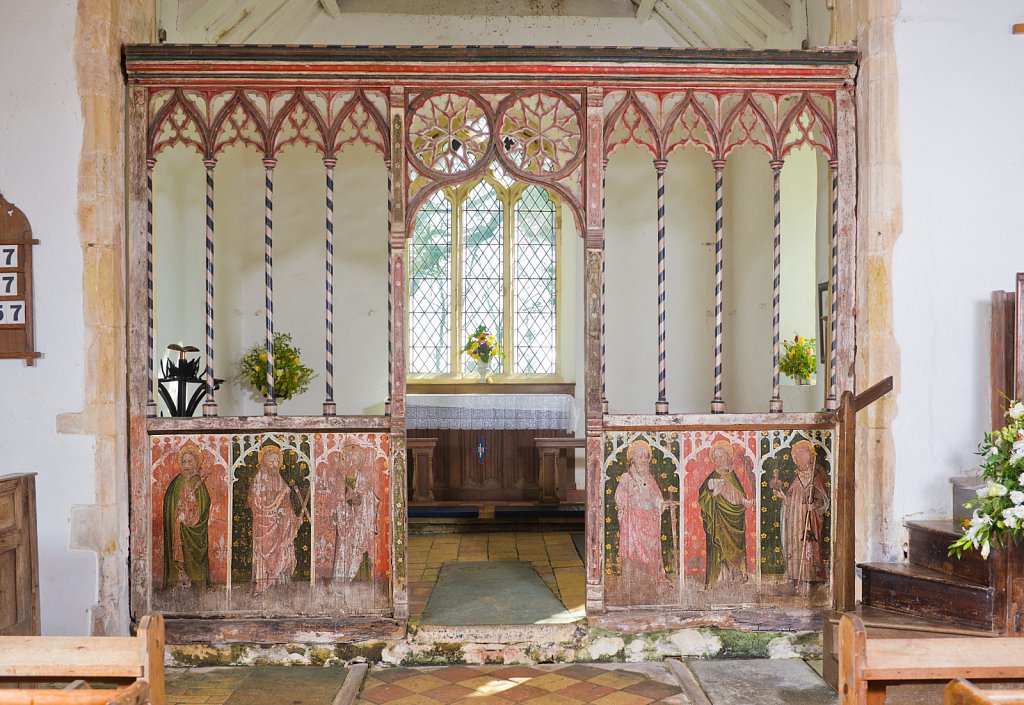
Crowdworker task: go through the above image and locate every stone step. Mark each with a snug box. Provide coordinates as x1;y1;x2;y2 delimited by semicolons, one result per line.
906;519;990;586
859;562;994;631
820;605;997;689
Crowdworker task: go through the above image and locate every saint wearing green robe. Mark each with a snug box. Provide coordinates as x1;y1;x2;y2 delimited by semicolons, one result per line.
163;446;211;589
697;440;752;589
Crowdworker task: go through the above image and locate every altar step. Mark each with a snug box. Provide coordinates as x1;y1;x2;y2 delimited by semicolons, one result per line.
410;503;584;534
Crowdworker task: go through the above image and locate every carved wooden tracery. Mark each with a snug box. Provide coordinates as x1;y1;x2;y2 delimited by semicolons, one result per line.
126;46;858;637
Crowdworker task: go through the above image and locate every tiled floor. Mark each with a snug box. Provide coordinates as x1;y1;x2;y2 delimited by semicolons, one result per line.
166;666;349;705
407;532;586;620
355;663;689;705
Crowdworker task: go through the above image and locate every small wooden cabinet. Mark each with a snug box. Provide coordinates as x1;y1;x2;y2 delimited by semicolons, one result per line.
0;473;39;635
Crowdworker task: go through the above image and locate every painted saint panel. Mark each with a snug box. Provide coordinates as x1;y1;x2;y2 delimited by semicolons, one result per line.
149;430;392;617
680;430;759;608
150;434;231;612
311;432;391;614
758;429;832;602
230;433;313;613
603;431;681;607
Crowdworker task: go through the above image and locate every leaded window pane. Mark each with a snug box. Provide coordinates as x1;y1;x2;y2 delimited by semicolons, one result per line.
462;181;504;373
409;190;452;374
514;186;557;374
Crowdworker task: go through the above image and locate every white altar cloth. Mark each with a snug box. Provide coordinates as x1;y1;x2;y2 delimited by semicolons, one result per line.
406;394;577;431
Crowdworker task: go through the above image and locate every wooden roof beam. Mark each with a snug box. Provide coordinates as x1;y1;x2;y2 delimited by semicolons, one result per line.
635;0;657;22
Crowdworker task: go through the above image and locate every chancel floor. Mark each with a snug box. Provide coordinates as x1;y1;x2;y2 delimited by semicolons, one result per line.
407;531;586;622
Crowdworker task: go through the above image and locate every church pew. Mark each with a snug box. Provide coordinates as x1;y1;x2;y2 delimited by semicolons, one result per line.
946;680;1024;705
0;614;163;705
839;614;1024;705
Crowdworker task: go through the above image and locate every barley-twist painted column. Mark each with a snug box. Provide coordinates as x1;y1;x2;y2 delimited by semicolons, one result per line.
202;158;218;416
601;158;608;414
263;158;278;416
827;159;839;410
145;158;157;417
711;160;726;413
769;160;784;413
323;157;337;416
385;158;393;416
654;159;669;415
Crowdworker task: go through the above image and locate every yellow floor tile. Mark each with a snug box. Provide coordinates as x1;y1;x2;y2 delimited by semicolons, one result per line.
524;673;580;692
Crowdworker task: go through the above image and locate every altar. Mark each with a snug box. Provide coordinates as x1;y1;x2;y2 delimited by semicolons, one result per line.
407;393;578;502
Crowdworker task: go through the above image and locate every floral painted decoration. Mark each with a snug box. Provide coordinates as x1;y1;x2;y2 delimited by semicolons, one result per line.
462;325;503;365
236;332;315;401
780;335;817;381
950;401;1024;558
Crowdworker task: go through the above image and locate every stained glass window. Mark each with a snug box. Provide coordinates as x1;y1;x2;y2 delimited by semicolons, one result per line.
514;186;557;374
409;190;452;374
462;181;504;373
408;174;558;379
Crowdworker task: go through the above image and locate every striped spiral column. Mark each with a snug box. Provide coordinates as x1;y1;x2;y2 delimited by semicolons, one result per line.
769;161;783;413
827;161;839;410
202;159;218;416
711;161;726;413
601;159;608;413
654;160;669;415
385;160;393;415
145;159;157;417
263;158;278;416
324;158;337;416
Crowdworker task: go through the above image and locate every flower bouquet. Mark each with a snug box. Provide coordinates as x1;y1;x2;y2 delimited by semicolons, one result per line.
236;332;315;400
780;334;817;385
950;401;1024;558
462;325;502;380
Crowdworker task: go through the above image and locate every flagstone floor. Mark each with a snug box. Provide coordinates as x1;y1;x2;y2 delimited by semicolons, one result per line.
406;531;586;621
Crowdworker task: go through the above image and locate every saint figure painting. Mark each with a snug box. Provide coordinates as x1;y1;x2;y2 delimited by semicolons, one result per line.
249;444;303;595
604;432;680;606
329;445;380;581
162;444;211;588
771;439;829;584
697;438;754;589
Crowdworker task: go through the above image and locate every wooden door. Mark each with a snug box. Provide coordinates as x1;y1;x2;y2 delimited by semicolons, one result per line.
0;473;39;635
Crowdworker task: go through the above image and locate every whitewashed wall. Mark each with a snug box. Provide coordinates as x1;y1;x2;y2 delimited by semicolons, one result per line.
0;2;97;635
605;144;828;414
892;0;1024;525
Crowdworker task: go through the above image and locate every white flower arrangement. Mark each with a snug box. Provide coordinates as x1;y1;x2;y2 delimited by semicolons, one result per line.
951;399;1024;558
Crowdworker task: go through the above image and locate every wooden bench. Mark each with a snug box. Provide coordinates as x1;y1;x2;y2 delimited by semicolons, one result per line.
839;614;1024;705
947;680;1024;705
535;437;585;505
0;614;165;705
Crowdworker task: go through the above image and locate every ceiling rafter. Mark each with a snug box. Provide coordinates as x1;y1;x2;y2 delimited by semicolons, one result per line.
650;1;703;47
635;0;657;22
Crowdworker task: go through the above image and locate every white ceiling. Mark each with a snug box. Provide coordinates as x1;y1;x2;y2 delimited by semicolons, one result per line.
160;0;814;49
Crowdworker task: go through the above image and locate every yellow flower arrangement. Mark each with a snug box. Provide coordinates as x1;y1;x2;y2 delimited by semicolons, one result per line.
462;325;503;365
236;332;315;401
780;334;817;381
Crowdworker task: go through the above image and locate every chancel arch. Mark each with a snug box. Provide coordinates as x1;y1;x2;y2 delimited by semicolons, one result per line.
127;46;858;641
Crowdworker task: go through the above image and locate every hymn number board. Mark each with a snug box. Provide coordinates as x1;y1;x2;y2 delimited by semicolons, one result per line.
0;195;39;364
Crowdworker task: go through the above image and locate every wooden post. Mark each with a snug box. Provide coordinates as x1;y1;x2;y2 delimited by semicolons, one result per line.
388;86;409;622
585;87;606;612
991;289;1016;429
833;377;894;613
1015;273;1024;402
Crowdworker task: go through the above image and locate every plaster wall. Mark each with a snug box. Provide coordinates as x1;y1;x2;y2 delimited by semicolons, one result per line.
892;0;1024;526
604;144;829;414
0;1;96;635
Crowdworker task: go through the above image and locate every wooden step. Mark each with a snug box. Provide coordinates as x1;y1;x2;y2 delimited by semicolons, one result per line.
860;562;994;630
907;519;990;586
820;605;997;689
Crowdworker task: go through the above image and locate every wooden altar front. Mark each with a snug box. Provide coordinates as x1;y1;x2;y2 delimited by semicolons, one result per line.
124;45;859;641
